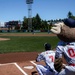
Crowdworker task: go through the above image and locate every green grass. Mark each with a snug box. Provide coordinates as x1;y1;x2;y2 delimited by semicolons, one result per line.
0;36;59;53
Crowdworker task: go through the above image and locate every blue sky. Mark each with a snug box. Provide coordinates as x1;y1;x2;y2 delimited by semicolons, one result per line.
0;0;75;22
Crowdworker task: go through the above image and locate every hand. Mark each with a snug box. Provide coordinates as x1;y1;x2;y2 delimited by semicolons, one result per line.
51;22;64;34
62;64;66;69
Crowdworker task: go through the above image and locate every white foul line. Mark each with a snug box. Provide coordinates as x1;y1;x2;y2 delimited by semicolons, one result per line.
0;62;28;75
14;63;28;75
30;61;37;66
0;63;15;66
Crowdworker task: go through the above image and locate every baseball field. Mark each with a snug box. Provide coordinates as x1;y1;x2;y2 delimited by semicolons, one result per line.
0;32;65;75
0;33;59;53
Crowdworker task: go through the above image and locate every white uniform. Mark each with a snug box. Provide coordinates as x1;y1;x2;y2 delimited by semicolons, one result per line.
36;50;57;75
55;42;75;75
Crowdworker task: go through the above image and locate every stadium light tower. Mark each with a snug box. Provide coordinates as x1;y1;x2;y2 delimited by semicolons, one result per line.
26;0;33;32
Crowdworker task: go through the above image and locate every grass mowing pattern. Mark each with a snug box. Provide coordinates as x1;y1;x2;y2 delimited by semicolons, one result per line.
0;36;59;53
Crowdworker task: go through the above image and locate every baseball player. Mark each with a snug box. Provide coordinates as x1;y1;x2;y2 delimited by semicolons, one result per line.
35;43;58;75
55;41;75;75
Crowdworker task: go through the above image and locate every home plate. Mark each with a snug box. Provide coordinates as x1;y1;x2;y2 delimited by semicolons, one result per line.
24;66;34;69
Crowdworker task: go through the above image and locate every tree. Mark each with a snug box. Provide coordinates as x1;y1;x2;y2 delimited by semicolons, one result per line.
35;13;41;30
40;20;45;30
67;11;73;18
32;17;37;30
22;16;28;30
67;11;75;20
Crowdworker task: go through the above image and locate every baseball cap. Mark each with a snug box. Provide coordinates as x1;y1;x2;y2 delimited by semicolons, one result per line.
44;43;51;50
63;18;75;27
